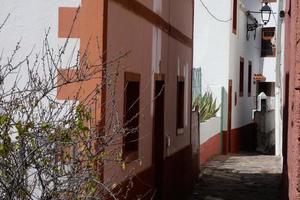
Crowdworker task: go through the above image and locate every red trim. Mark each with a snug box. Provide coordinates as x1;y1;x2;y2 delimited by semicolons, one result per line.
199;123;256;165
199;133;221;165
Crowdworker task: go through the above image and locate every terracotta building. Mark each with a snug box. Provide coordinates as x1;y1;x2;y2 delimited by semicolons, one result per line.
283;0;300;199
0;0;195;199
56;0;195;199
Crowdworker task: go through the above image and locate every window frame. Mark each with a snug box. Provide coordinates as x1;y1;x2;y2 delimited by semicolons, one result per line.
261;27;276;57
123;72;141;161
176;76;185;135
239;57;244;97
232;0;238;34
248;61;252;97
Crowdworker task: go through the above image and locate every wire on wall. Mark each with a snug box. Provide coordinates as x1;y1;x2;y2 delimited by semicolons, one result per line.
269;3;277;24
199;0;232;23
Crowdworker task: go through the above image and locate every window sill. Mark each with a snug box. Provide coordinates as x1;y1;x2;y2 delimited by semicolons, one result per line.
123;150;138;162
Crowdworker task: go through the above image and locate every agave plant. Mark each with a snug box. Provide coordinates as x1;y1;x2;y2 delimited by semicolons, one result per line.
193;91;220;122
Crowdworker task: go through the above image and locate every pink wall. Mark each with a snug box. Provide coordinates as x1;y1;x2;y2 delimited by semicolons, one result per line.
284;0;300;199
104;0;193;184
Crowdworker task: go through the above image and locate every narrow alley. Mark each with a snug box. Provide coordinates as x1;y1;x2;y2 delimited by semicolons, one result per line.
190;155;282;200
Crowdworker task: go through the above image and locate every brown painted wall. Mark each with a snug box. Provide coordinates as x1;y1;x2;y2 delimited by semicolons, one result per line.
162;145;195;200
113;145;196;200
223;123;256;154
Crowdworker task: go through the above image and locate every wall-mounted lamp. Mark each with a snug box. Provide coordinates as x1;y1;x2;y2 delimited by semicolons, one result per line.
261;2;272;25
246;12;259;40
246;2;273;41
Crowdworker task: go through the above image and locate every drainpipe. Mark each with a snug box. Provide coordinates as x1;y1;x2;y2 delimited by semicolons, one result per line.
275;0;284;156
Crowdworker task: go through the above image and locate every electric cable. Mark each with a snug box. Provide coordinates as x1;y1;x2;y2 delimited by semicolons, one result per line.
269;3;277;24
199;0;232;23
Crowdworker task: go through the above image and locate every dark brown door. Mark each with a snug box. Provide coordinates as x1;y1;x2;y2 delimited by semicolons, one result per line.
226;80;233;154
153;80;165;199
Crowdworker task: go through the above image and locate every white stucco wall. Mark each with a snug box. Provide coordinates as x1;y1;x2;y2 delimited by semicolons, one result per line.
0;0;80;90
0;1;81;198
262;2;278;83
200;117;221;145
193;0;231;93
193;0;231;131
194;0;278;132
194;0;264;131
229;0;263;129
275;0;284;156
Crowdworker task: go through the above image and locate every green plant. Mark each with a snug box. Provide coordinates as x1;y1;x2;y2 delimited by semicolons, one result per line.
193;91;220;122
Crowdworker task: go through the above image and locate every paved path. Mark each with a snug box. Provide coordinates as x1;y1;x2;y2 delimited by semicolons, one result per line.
190;155;282;200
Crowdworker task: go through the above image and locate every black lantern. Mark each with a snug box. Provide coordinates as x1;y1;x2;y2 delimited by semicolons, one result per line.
261;2;272;25
246;2;273;40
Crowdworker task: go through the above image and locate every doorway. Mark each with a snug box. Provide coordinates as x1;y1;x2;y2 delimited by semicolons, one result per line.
226;79;233;154
152;75;165;199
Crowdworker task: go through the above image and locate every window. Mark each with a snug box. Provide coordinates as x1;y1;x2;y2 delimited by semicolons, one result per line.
261;27;276;57
248;61;252;97
123;72;140;160
177;76;184;133
232;0;237;34
239;58;244;97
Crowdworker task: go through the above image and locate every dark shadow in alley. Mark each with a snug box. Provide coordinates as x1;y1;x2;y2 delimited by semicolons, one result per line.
189;154;282;200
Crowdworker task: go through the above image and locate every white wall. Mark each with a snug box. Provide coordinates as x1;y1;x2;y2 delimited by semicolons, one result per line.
200;117;221;145
0;0;80;90
194;0;279;139
229;0;262;129
262;1;278;83
275;0;284;156
0;1;80;198
193;0;231;131
193;0;231;92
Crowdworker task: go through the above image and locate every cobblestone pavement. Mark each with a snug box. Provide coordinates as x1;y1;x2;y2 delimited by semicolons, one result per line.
190;154;282;200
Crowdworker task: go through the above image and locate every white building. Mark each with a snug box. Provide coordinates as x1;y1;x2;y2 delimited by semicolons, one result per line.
194;0;279;157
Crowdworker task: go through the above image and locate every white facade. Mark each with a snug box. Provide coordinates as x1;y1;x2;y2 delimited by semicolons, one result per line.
194;0;280;154
262;2;278;83
194;0;262;131
229;0;261;129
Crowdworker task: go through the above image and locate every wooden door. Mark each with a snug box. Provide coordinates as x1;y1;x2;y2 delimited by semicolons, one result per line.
153;78;165;199
226;80;233;154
